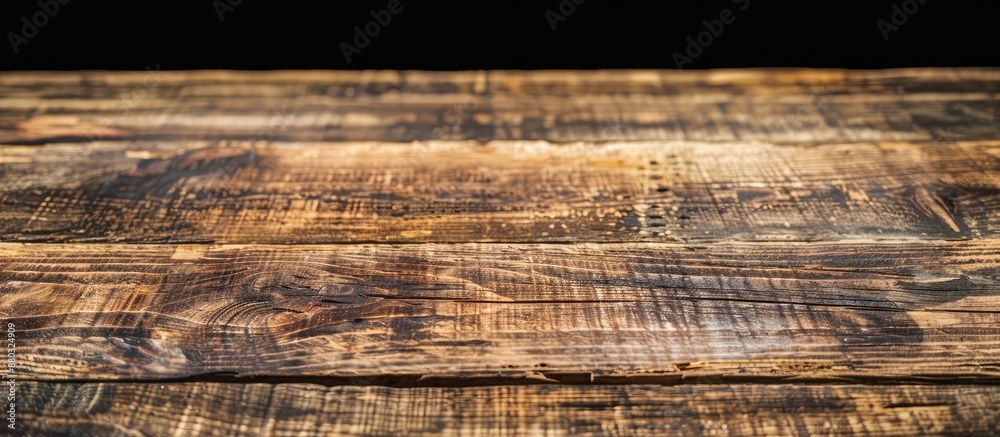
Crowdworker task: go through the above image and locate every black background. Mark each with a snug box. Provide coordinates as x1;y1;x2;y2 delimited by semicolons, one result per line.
0;0;997;70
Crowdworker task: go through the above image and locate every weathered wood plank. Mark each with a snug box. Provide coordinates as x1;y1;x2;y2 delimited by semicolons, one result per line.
18;382;1000;436
3;241;998;381
5;68;1000;88
2;140;999;243
2;68;999;434
4;94;997;144
0;69;997;144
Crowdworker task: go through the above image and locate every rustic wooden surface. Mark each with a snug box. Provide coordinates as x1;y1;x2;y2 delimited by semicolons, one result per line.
4;241;1000;383
19;383;1000;436
1;69;999;435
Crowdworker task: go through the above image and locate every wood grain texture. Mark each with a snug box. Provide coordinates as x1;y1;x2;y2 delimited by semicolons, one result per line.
3;69;1000;435
1;69;999;144
19;382;1000;436
2;139;999;243
3;241;998;382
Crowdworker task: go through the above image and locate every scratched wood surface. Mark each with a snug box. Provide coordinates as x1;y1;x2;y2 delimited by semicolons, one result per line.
18;383;1000;436
2;139;1000;243
1;69;999;436
4;241;1000;382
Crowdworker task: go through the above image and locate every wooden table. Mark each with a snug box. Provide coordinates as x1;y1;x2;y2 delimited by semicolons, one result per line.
1;69;999;435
